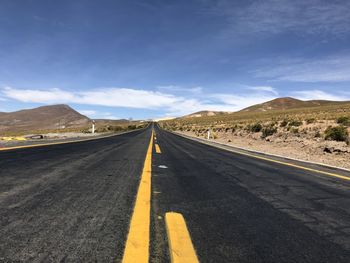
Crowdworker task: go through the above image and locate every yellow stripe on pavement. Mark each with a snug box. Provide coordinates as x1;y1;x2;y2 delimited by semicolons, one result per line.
165;212;199;263
155;143;161;154
122;130;154;263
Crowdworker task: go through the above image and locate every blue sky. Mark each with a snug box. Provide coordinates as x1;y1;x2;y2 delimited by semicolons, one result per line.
1;0;350;119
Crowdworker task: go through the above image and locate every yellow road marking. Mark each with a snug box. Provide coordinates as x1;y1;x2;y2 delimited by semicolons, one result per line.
165;212;199;263
1;136;26;141
155;143;161;154
122;130;153;263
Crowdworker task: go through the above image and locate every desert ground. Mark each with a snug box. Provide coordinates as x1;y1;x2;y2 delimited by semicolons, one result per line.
160;102;350;170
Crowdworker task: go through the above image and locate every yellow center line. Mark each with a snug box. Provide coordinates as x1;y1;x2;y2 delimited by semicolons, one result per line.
155;143;162;154
122;130;154;263
165;212;200;263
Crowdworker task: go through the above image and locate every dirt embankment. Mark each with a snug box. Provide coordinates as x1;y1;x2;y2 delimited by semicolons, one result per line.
178;120;350;170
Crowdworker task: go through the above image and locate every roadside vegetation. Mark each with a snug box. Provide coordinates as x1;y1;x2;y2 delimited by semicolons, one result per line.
165;102;350;125
325;126;349;144
160;103;350;144
159;103;350;169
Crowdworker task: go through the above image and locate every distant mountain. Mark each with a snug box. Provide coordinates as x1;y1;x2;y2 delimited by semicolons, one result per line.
0;104;90;133
240;97;350;112
182;110;230;118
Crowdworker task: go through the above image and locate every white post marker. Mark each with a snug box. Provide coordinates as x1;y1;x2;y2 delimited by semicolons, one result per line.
207;128;211;140
92;120;95;134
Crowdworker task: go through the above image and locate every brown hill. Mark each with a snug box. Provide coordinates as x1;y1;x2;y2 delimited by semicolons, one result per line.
241;97;349;112
0;104;90;133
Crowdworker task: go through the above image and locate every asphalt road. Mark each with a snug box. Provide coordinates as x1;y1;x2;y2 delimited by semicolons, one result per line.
0;128;151;262
151;125;350;263
1;124;350;262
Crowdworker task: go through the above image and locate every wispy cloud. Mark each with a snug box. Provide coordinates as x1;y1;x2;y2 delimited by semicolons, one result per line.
157;85;203;94
254;55;350;82
1;86;278;116
1;86;211;116
79;110;97;116
291;90;350;101
211;93;277;111
247;86;278;95
2;86;349;117
78;109;120;120
207;0;350;37
1;87;178;109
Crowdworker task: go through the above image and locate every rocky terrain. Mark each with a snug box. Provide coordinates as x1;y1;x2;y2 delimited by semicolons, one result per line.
179;120;350;170
160;97;350;170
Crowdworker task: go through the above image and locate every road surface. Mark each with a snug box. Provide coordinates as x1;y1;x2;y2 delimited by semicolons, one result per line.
0;124;349;262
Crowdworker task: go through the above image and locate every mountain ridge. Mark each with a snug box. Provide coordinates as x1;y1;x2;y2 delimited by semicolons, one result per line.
178;97;350;119
240;97;350;112
0;104;90;133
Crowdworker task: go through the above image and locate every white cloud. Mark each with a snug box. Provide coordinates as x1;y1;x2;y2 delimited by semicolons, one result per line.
1;86;277;116
248;86;278;95
79;110;97;116
2;86;348;117
254;55;350;82
291;90;350;101
97;112;120;120
78;110;121;119
1;86;211;116
2;87;76;103
211;94;277;111
1;87;179;109
157;85;203;94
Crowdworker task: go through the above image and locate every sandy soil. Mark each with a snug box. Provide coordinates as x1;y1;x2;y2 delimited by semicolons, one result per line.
179;123;350;170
